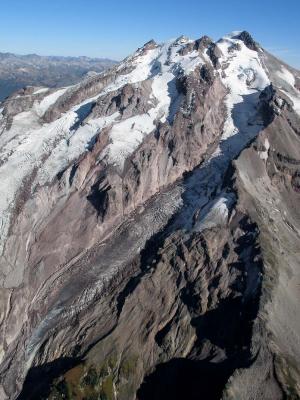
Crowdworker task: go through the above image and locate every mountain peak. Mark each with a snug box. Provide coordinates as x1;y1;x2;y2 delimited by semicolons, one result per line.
232;30;260;51
1;31;300;400
141;39;157;50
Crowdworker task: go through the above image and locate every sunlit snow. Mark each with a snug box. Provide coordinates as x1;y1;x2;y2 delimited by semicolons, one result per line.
276;66;295;87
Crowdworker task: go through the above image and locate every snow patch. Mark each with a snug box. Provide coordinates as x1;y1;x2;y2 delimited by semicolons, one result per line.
33;87;49;95
0;111;77;254
283;91;300;116
103;47;161;96
193;194;234;232
99;113;155;168
259;138;270;161
34;87;68;117
276;66;295;87
36;112;120;185
217;36;269;149
172;49;204;74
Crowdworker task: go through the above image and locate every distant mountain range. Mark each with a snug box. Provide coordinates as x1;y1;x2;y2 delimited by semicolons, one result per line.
0;51;117;101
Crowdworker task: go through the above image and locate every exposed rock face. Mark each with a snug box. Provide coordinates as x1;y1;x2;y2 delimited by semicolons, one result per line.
0;32;300;400
223;86;300;400
233;31;259;51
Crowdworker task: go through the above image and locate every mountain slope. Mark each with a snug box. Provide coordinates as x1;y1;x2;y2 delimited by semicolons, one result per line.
0;52;116;101
0;31;300;400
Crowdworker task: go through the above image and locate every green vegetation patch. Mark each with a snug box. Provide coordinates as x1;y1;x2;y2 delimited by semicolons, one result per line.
48;352;139;400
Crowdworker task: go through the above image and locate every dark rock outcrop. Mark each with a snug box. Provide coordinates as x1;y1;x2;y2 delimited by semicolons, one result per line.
234;31;260;51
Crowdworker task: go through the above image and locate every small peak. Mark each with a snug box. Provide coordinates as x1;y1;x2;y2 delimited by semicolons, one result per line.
142;39;158;50
195;35;214;50
227;30;243;38
174;35;190;45
233;31;259;51
134;39;158;58
179;35;214;57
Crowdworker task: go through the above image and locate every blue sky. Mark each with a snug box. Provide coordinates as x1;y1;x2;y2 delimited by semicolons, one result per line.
0;0;299;67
